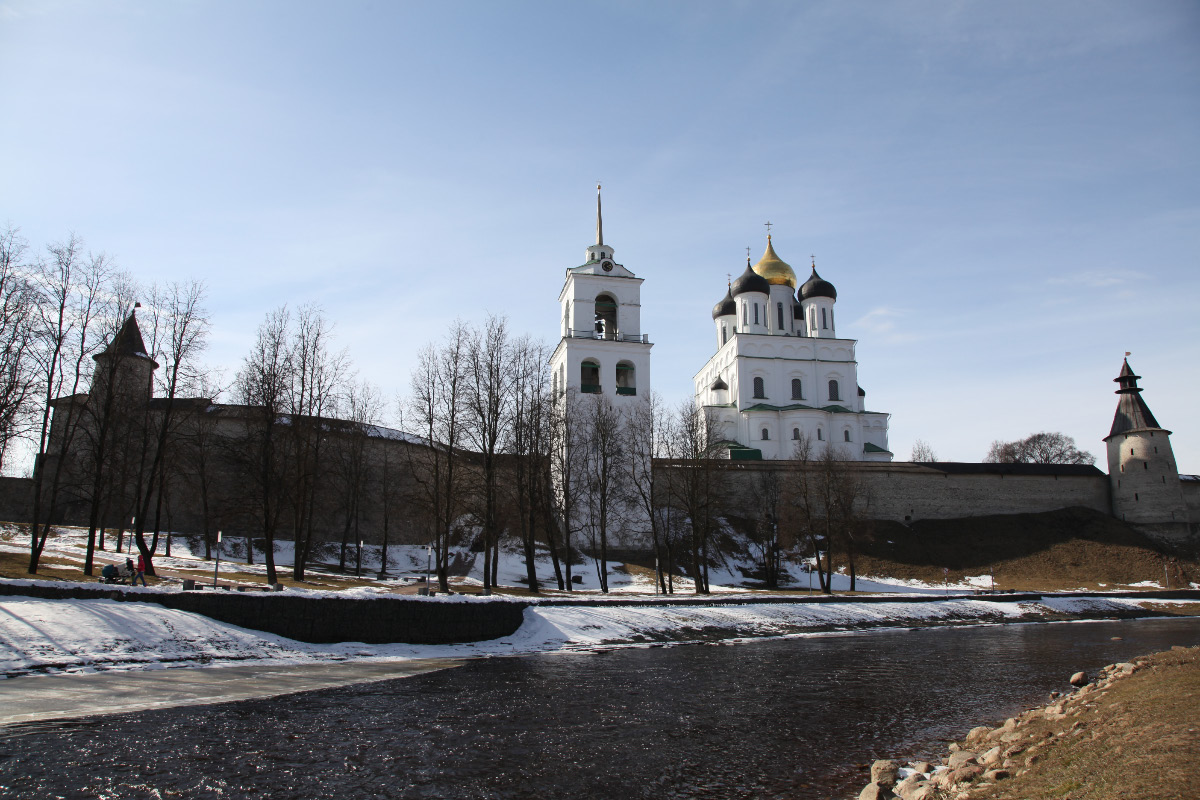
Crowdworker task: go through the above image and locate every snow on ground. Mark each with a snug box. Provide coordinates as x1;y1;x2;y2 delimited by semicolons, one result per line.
2;523;1004;595
0;590;1177;680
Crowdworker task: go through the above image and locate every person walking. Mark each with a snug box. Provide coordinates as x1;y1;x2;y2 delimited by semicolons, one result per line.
134;552;149;587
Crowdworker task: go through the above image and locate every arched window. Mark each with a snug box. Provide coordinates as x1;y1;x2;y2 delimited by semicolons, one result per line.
776;302;784;330
753;377;765;398
828;379;840;401
791;378;802;400
595;294;618;339
792;428;800;440
753;304;759;325
581;361;601;394
761;428;769;440
821;307;828;329
817;428;824;441
843;430;851;442
616;361;636;396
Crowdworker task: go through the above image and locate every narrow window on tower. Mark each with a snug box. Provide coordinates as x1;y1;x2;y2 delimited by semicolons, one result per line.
821;308;827;329
742;303;748;327
721;326;728;345
791;378;802;400
777;302;784;330
753;377;765;398
828;379;840;401
754;304;759;325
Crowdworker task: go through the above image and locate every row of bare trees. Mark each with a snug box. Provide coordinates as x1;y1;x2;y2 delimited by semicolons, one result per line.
0;229;218;576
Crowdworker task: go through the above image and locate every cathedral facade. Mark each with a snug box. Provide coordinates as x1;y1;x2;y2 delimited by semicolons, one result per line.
693;236;892;460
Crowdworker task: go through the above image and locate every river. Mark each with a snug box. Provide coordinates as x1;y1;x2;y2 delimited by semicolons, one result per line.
1;617;1198;799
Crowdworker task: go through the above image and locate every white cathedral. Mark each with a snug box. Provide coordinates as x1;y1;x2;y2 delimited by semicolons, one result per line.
694;237;892;460
550;188;891;462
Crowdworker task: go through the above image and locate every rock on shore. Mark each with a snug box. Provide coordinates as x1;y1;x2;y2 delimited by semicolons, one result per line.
853;645;1200;800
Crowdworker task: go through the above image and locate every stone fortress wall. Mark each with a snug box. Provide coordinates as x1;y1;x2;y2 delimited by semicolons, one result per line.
693;460;1114;523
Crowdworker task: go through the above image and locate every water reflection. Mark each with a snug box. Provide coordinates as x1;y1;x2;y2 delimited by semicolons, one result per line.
2;618;1197;799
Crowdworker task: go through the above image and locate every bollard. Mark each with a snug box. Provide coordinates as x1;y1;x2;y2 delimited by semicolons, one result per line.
182;579;195;591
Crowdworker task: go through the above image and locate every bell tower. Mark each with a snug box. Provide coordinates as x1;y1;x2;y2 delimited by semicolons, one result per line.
549;186;652;404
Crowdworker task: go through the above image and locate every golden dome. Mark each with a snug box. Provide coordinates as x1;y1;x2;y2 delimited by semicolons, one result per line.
751;235;796;288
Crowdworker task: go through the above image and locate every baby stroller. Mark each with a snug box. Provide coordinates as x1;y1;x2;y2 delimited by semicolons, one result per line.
100;561;135;584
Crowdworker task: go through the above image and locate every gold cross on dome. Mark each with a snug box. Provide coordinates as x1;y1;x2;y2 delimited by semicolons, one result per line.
764;221;773;235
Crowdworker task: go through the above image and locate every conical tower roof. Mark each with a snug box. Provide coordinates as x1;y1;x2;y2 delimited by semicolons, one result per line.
97;310;158;366
1107;358;1164;438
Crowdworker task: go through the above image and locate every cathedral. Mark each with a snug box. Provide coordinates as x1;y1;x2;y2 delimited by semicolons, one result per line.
694;236;892;460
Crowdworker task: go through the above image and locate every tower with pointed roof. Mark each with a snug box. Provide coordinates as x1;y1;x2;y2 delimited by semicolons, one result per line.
1104;358;1188;528
549;186;652;407
696;234;891;460
91;309;158;405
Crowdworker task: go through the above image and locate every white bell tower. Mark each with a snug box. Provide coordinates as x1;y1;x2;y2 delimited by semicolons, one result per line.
549;185;652;405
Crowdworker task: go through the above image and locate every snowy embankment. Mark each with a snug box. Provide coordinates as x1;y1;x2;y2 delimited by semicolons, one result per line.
0;592;1187;679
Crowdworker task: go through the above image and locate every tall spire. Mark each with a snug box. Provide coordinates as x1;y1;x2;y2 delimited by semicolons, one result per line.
595;183;604;246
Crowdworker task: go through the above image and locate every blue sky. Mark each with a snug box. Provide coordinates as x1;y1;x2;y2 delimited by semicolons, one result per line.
2;1;1198;470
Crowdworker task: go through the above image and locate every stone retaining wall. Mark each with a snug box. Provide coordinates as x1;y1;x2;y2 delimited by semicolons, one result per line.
1;581;1197;645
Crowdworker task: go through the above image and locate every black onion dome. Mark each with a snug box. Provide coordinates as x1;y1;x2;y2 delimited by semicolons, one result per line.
799;267;837;301
731;263;770;296
712;287;736;319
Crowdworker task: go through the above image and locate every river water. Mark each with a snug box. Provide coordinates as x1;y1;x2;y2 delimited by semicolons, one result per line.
1;617;1198;800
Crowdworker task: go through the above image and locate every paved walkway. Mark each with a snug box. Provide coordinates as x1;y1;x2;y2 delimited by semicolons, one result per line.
0;658;462;727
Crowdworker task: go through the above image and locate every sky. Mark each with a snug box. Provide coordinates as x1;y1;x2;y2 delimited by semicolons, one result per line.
2;0;1198;472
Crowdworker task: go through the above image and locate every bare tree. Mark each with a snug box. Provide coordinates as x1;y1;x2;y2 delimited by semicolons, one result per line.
0;228;40;473
549;387;585;591
579;392;624;593
332;379;383;576
786;436;862;593
985;431;1094;465
405;324;469;593
234;306;295;584
507;335;554;593
462;315;513;594
178;374;226;559
27;237;112;574
750;467;784;589
910;439;938;463
124;280;210;576
622;391;671;593
667;402;726;595
786;433;828;593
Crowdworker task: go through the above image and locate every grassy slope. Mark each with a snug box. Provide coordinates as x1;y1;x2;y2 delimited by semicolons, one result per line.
844;507;1197;591
969;645;1200;800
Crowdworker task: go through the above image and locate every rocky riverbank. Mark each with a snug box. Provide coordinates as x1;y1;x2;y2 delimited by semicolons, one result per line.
853;644;1200;800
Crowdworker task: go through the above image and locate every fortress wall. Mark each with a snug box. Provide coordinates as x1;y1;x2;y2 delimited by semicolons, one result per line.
1181;478;1200;525
676;461;1111;523
0;477;32;524
853;469;1110;522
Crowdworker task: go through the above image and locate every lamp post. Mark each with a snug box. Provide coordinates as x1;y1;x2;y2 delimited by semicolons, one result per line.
425;543;432;595
356;539;363;577
127;516;135;555
213;530;222;588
